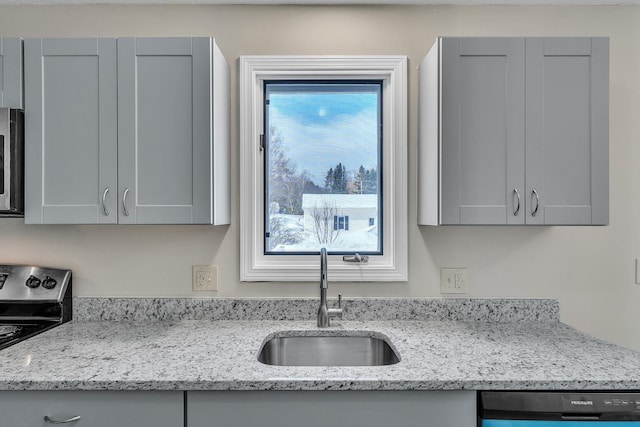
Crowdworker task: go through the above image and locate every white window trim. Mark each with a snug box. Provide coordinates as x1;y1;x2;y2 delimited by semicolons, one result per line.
239;55;407;282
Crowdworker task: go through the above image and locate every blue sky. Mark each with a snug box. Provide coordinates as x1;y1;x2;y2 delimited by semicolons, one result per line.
267;88;380;185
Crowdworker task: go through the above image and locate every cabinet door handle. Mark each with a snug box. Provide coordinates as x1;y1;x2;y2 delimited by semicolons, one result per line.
512;188;520;216
44;415;82;424
531;189;540;217
122;187;130;217
102;187;110;217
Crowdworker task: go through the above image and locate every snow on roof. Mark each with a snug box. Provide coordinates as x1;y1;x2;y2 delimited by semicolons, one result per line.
302;194;378;209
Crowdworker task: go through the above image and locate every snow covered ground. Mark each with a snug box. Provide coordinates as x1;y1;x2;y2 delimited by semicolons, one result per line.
268;214;379;253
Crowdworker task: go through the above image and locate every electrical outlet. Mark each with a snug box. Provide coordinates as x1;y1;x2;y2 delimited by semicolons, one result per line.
192;265;218;291
440;268;467;294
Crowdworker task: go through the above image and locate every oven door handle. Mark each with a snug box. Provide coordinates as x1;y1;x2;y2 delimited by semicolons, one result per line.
44;415;82;424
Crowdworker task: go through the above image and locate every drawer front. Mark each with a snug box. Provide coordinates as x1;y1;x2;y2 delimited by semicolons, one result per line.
0;390;183;427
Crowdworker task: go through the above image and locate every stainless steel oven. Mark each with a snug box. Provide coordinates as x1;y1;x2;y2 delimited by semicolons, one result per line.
0;108;24;217
0;264;72;351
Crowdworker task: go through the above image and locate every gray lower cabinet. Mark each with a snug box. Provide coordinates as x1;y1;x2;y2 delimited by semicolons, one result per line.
187;390;476;427
0;38;23;109
418;37;608;226
24;37;230;225
0;390;183;426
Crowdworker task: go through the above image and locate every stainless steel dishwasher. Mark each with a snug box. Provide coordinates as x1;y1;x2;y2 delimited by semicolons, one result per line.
480;392;640;427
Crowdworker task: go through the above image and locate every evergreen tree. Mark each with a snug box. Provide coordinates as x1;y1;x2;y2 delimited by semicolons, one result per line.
325;168;334;191
364;168;378;194
333;163;347;193
353;165;367;194
324;163;348;193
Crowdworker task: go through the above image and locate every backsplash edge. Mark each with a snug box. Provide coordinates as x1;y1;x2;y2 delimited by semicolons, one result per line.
72;297;560;322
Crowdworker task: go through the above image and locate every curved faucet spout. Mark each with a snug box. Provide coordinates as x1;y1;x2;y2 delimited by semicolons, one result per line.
320;247;328;289
317;247;342;328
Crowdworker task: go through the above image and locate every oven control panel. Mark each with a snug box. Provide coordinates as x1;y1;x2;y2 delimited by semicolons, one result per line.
0;265;71;302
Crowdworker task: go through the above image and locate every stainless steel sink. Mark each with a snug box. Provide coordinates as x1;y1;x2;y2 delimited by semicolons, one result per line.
257;333;400;366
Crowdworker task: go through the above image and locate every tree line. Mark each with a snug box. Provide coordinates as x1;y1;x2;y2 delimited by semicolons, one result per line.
268;126;378;216
325;163;378;195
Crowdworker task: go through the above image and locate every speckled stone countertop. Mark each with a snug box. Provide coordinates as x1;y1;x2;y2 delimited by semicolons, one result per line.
0;298;639;391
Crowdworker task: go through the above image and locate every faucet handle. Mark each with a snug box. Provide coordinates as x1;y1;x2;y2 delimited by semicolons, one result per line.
338;294;342;308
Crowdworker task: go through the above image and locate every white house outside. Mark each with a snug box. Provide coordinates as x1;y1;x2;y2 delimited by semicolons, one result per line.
301;194;379;233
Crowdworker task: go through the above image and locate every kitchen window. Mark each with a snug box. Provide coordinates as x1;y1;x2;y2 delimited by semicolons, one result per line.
264;81;381;255
239;56;407;282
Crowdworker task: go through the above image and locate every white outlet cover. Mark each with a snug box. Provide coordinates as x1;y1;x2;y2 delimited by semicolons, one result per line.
192;265;218;291
440;268;468;294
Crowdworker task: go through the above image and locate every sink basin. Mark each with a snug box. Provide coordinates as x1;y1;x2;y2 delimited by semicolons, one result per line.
257;332;400;366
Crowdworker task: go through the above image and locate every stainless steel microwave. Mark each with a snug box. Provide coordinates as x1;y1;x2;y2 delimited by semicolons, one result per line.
0;108;24;217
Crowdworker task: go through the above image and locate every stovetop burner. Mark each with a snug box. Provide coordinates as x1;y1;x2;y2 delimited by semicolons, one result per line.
0;325;21;340
0;264;72;351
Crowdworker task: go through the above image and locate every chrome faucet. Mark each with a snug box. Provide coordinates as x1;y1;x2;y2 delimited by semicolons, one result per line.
317;247;343;328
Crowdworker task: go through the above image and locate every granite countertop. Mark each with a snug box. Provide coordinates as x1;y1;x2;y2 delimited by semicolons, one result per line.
0;298;639;391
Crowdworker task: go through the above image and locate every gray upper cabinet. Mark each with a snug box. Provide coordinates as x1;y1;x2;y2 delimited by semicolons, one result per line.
524;38;609;225
24;38;118;224
0;38;23;109
117;38;229;224
418;37;609;226
24;37;230;225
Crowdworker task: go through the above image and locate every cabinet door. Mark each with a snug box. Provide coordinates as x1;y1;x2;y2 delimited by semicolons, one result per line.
24;38;118;224
0;390;183;427
117;37;213;224
188;390;476;427
525;38;609;225
440;37;526;224
0;38;23;109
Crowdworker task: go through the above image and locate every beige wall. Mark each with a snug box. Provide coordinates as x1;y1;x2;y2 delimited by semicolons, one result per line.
1;4;639;351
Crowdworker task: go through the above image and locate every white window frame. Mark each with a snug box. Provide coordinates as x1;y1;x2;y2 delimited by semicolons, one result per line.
239;55;407;282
